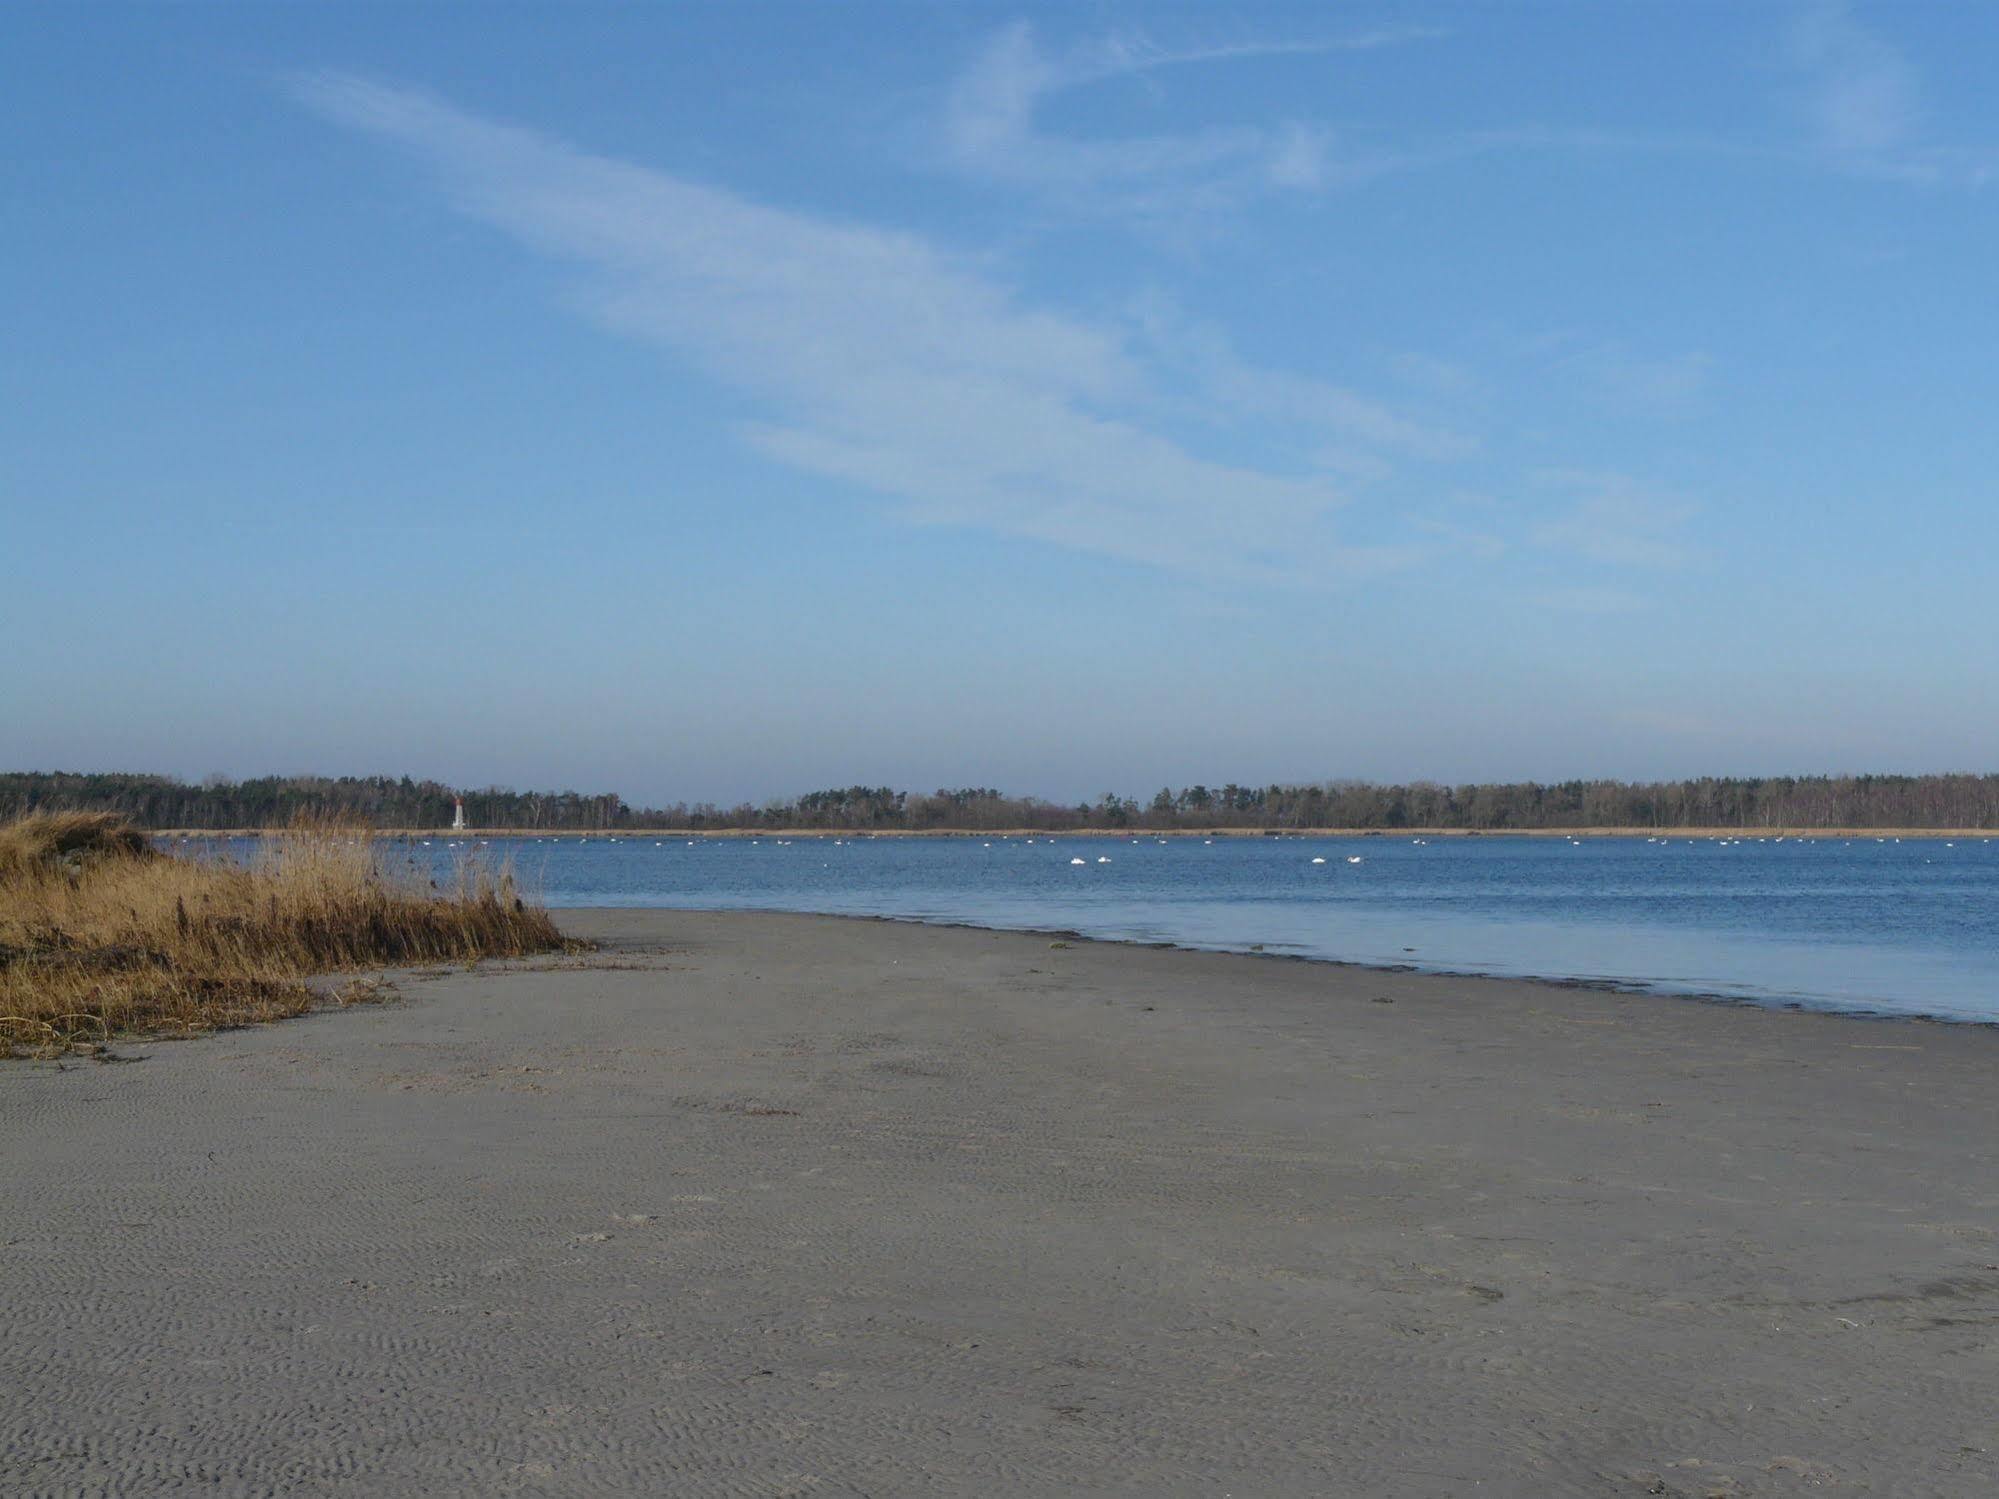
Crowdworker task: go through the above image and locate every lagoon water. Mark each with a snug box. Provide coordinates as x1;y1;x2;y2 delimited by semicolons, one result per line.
362;832;1999;1023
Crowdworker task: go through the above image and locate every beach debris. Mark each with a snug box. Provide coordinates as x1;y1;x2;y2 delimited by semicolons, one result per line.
330;976;398;1007
1049;941;1070;949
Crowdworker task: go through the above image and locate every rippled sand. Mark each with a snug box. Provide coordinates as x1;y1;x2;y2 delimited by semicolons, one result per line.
5;910;1996;1496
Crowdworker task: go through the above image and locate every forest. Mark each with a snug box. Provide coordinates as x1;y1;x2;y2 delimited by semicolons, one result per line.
5;770;1998;831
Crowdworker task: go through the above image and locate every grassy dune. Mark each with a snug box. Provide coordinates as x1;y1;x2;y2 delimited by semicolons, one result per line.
0;812;568;1058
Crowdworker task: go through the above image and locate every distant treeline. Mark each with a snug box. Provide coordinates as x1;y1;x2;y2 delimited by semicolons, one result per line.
6;771;1999;831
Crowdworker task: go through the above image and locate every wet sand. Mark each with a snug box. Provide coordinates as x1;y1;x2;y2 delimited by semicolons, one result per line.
4;909;1996;1496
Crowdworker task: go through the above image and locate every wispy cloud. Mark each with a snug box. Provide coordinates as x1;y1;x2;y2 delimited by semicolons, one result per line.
1787;1;1994;184
1528;333;1713;419
1530;470;1696;570
945;8;1985;222
1127;294;1475;464
1591;350;1713;417
294;74;1445;581
939;8;1987;235
1789;1;1922;160
940;22;1440;217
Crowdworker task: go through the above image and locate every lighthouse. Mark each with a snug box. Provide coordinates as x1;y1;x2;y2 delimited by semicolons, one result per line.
451;797;467;832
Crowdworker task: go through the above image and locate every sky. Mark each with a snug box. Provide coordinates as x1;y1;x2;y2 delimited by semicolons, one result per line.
4;2;1996;806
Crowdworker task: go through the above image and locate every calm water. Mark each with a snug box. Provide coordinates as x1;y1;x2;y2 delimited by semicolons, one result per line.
321;831;1999;1023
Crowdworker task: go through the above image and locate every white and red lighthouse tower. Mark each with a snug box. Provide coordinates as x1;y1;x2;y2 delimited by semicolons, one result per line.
451;797;467;832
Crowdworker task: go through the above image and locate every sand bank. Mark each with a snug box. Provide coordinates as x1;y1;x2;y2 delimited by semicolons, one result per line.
4;910;1996;1495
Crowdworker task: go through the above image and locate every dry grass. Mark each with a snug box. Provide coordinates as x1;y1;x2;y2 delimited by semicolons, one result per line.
0;812;570;1058
0;810;151;876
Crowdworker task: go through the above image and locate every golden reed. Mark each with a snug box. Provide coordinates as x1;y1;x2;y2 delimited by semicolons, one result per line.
0;812;567;1057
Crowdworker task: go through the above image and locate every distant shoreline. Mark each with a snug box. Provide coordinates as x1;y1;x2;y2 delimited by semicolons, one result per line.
25;771;1999;842
150;824;1997;840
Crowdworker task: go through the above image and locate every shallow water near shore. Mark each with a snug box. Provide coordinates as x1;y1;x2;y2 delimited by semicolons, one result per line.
199;832;1999;1020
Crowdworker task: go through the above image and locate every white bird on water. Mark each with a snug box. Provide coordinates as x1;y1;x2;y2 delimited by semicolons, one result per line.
1347;855;1364;864
1097;856;1112;864
1311;857;1327;864
1069;856;1086;865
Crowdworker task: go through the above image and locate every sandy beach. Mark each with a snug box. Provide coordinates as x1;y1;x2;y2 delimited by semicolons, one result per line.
5;910;1997;1497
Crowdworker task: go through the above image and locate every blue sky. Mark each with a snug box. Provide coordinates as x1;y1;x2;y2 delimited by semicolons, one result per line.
5;2;1996;805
